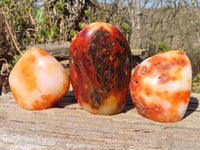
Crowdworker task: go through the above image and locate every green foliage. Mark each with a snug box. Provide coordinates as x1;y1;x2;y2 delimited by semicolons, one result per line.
56;1;65;14
193;73;200;93
0;0;104;47
177;42;186;51
78;22;85;30
70;29;78;39
85;10;92;18
51;26;59;41
43;17;49;25
158;41;171;52
39;28;50;43
97;19;104;22
24;4;29;12
3;0;10;4
40;28;49;39
14;15;21;30
11;50;26;67
23;0;31;14
122;23;131;33
35;6;45;24
91;17;97;23
134;47;139;50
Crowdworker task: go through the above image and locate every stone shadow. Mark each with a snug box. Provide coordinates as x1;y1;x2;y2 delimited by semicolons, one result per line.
184;96;199;119
53;91;77;108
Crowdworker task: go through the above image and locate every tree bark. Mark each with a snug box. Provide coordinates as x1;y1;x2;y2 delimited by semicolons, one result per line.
136;0;142;48
128;0;143;49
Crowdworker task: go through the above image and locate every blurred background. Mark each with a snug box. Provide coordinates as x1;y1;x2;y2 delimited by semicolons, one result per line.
0;0;200;95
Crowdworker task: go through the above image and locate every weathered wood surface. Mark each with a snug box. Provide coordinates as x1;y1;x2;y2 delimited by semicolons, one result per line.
26;42;71;60
0;91;200;150
25;42;146;61
131;49;145;56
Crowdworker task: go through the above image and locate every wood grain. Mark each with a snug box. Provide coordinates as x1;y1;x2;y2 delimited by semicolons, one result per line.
25;42;145;62
0;91;200;150
26;42;71;60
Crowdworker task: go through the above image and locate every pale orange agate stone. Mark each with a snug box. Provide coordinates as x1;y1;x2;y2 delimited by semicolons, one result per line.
9;47;70;110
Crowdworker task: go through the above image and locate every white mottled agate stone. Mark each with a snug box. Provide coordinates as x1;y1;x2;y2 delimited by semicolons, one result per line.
130;50;192;122
9;47;70;110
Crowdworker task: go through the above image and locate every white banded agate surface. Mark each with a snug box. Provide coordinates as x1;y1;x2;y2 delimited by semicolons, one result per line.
130;50;192;122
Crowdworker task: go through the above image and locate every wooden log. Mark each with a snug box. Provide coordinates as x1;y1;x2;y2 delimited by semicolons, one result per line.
26;42;146;61
25;42;71;60
0;91;200;149
131;49;145;56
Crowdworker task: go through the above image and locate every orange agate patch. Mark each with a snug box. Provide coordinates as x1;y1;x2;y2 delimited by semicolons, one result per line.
19;54;37;92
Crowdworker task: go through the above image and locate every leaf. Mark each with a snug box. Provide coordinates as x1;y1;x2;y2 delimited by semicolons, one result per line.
12;50;26;67
56;1;65;14
40;28;50;39
85;10;92;18
70;29;78;39
91;17;97;23
78;22;85;30
122;23;131;33
35;6;45;24
4;0;10;4
158;41;171;52
51;27;60;40
192;73;200;94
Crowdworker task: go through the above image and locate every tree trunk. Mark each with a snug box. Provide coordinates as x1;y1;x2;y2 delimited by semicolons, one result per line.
129;0;143;49
136;0;142;48
129;24;137;49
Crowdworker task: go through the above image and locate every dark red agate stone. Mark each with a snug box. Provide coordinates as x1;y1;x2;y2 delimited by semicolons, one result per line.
70;22;131;115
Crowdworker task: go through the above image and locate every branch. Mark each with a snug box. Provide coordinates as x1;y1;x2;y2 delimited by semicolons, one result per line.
0;58;10;74
127;0;135;27
3;13;23;56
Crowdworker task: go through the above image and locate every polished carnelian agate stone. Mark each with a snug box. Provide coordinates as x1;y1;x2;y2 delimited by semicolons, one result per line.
130;50;192;122
70;22;131;115
9;47;70;110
